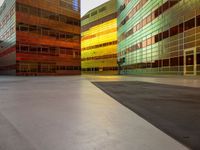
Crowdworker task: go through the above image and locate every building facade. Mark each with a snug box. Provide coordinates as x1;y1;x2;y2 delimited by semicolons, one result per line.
0;0;16;75
81;0;118;74
0;0;81;75
117;0;200;75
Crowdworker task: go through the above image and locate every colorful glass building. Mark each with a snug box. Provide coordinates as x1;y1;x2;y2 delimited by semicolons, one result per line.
81;0;118;74
117;0;200;75
0;0;81;75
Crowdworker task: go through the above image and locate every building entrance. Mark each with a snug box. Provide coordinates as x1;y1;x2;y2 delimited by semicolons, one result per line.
184;48;197;75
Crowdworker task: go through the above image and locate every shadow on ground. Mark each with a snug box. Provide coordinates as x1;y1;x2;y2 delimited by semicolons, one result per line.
93;81;200;150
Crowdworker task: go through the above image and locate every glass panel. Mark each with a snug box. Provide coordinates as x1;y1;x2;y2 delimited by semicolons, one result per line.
186;55;194;66
197;53;200;65
185;50;195;75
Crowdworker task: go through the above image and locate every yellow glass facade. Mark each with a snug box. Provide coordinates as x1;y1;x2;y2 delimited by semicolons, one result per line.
81;0;118;74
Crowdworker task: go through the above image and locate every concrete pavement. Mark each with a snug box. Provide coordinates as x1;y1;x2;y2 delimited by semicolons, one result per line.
0;76;189;150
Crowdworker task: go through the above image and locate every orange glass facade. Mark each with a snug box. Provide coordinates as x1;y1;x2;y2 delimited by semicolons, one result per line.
0;0;81;75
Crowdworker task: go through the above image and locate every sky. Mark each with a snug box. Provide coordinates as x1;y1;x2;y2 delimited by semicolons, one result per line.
0;0;109;17
81;0;109;16
0;0;3;6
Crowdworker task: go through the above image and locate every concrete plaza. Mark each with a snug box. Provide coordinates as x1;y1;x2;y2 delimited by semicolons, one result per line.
0;75;195;150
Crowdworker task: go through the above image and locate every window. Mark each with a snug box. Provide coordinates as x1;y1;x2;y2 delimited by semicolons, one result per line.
179;23;184;33
170;26;178;36
49;14;59;21
73;20;80;26
163;59;169;66
60;48;66;54
42;47;49;53
154;6;162;18
60;15;67;23
59;0;79;11
29;25;37;33
162;1;169;12
185;18;195;31
16;22;80;41
20;25;29;31
163;30;169;39
49;31;57;38
197;53;200;64
20;5;29;13
66;18;73;25
30;46;38;53
170;57;178;66
155;33;162;42
146;37;152;46
29;7;39;16
91;11;97;16
17;3;80;26
49;47;56;55
72;0;79;11
60;0;67;7
0;3;6;16
42;28;49;36
99;7;106;13
146;14;152;23
197;15;200;26
10;6;15;16
119;4;125;14
60;33;66;39
20;45;29;52
41;10;49;19
82;14;90;20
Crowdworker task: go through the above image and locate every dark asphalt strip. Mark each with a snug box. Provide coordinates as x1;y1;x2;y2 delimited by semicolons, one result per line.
93;81;200;150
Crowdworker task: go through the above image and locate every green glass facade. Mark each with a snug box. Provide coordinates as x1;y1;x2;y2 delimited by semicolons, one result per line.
117;0;200;75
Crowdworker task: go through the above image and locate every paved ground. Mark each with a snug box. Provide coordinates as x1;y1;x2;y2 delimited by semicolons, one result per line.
0;76;189;150
94;81;200;150
85;75;200;88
